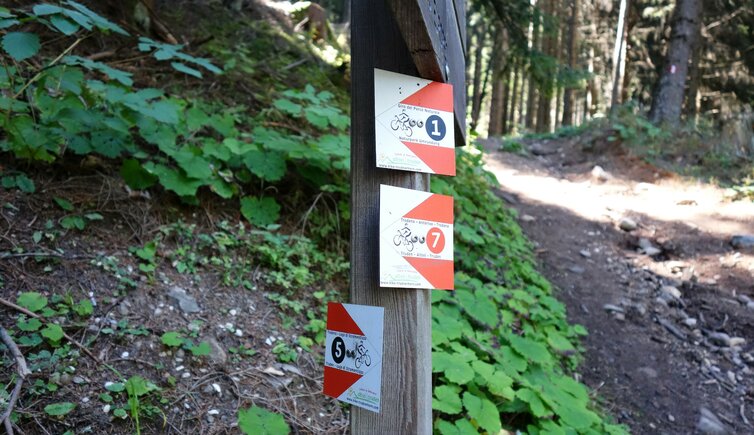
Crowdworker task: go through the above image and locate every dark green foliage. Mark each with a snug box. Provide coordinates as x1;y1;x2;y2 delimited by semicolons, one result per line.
431;147;627;433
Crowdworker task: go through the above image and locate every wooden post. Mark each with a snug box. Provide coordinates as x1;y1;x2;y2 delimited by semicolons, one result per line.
350;1;465;433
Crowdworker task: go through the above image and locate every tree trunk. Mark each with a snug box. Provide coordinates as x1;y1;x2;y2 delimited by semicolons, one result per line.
509;60;520;132
649;0;702;126
525;7;540;129
501;66;512;134
536;0;555;133
610;0;629;115
562;0;579;126
470;24;487;131
684;5;704;119
488;32;507;136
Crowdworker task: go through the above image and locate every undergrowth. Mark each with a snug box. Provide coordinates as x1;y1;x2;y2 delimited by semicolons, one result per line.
432;147;628;434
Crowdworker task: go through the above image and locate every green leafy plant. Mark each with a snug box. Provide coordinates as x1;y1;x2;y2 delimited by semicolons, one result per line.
238;405;290;435
429;146;627;433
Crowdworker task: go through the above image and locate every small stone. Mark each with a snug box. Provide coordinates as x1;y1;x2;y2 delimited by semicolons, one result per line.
660;285;682;300
638;238;654;250
120;351;130;358
234;329;243;337
697;407;727;434
603;304;624;313
103;404;111;414
619;218;638;232
181;372;191;379
729;337;746;347
737;295;752;304
211;383;222;395
81;397;90;403
591;165;611;181
59;373;72;385
730;235;754;250
229;309;238;316
72;376;86;384
683;318;698;328
579;249;591;258
208;409;220;416
568;265;585;274
668;414;675;422
168;286;201;313
644;247;662;256
708;332;731;347
263;366;285;377
521;214;536;222
637;367;658;379
747;301;754;310
154;308;163;316
203;337;227;366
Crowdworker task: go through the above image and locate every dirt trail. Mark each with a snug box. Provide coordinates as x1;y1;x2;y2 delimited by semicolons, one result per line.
481;136;754;434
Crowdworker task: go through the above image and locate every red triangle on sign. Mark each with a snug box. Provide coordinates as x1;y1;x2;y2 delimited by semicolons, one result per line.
400;81;453;113
327;302;365;336
323;366;363;399
402;191;454;224
402;141;456;176
403;257;454;290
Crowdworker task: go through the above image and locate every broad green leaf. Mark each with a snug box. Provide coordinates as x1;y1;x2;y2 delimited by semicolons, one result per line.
44;402;76;416
62;56;133;86
73;299;93;316
456;290;498;327
33;4;66;16
517;388;550;418
238;406;290;435
190;341;211;356
0;18;19;29
273;99;301;116
134;241;157;261
171;61;202;78
50;15;80;35
54;197;74;211
17;317;43;332
462;392;501;434
304;108;329;129
41;324;64;341
2;32;40;61
161;331;183;347
17;292;48;312
64;1;128;35
15;174;35;193
433;385;462;415
244;150;286;182
146;163;204;197
174;149;213;180
432;352;475;385
436;418;478;435
125;375;157;397
105;382;125;393
60;216;86;230
240;197;280;227
509;334;552;365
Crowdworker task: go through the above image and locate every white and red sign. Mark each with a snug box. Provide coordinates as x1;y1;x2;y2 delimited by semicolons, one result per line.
323;302;384;412
379;185;454;290
374;68;455;176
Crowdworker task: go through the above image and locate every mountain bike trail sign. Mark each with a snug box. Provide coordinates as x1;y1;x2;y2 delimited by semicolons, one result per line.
379;184;454;290
323;302;385;412
374;68;455;176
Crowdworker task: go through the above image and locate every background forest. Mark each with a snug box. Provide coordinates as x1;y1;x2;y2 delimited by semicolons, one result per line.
0;0;752;434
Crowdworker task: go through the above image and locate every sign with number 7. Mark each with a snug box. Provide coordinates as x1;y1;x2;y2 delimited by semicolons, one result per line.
379;184;454;290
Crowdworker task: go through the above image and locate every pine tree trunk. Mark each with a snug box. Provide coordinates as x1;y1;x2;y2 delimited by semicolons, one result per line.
562;0;579;126
488;32;506;136
470;24;487;131
501;66;511;134
610;0;629;115
649;0;702;126
536;0;555;133
525;8;541;129
684;7;704;119
509;60;520;132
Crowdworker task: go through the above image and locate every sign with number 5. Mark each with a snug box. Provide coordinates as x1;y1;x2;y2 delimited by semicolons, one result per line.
323;302;384;412
379;184;454;290
374;68;456;176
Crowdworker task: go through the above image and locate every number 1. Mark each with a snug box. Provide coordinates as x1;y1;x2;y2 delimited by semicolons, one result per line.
431;119;440;136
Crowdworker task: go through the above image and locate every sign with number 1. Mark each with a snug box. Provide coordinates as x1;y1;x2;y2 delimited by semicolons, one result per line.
374;68;455;176
323;302;385;412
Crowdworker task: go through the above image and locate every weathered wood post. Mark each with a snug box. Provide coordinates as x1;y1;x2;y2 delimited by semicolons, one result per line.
350;1;466;433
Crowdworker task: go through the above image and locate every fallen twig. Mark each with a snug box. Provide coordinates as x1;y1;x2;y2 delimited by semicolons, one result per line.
0;326;31;435
0;297;101;364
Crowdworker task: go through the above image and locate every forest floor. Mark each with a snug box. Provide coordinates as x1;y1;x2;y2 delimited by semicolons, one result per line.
481;133;754;434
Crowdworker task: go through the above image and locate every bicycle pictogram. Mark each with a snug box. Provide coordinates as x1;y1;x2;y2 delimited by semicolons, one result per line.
345;340;372;369
393;226;425;252
390;112;424;137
